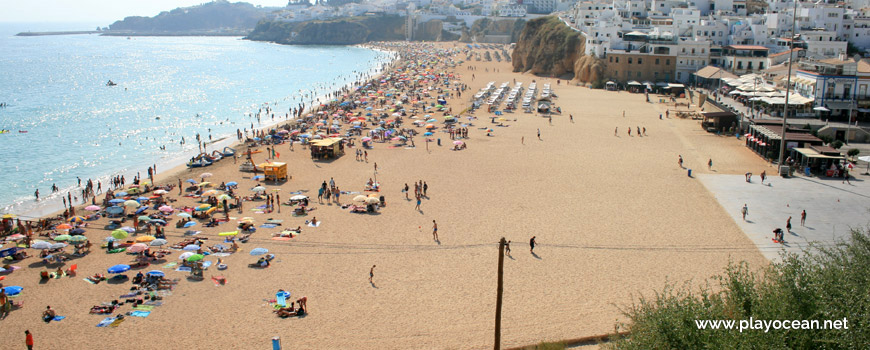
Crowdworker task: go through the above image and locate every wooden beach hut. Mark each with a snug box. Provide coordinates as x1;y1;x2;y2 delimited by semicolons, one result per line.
258;162;288;182
310;138;344;160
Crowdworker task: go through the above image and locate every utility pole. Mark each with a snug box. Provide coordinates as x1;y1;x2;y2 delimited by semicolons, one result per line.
777;0;800;172
494;237;506;350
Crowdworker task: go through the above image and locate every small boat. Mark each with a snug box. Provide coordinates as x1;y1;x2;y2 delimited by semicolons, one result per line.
107;80;117;86
210;150;225;161
187;159;212;168
221;147;236;157
0;130;9;134
18;130;27;133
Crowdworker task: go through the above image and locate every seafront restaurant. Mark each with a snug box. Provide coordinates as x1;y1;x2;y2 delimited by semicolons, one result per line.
745;119;824;161
310;138;345;160
789;145;846;177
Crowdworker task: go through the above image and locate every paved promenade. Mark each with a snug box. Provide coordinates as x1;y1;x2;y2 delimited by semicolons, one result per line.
698;172;870;260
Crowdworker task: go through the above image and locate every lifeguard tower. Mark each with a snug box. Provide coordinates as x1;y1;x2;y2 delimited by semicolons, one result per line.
258;162;288;182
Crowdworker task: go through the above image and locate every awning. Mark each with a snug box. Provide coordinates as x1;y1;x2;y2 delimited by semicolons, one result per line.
813;106;830;112
793;148;844;160
668;83;685;88
821;101;854;110
693;66;738;80
627;81;642;86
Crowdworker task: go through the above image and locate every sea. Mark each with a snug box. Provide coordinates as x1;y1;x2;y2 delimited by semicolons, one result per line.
0;23;394;219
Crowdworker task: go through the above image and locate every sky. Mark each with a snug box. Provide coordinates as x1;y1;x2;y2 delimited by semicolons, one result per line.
0;0;290;24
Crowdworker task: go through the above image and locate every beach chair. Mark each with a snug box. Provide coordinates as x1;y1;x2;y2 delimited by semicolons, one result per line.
276;292;287;307
66;264;78;276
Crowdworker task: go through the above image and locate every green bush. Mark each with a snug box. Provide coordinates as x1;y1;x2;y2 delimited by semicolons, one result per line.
606;228;870;349
831;140;844;149
847;149;860;159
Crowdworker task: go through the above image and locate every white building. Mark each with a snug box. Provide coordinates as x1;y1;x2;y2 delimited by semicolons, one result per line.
676;38;711;82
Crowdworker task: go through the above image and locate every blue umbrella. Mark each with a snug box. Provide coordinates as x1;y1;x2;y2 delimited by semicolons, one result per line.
250;248;268;256
186;179;197;184
136;197;150;202
423;132;433;136
183;244;200;251
115;191;128;197
0;247;18;258
146;270;165;277
253;175;264;180
135;207;148;214
183;221;197;228
226;181;238;186
150;219;166;225
107;264;130;274
3;286;23;296
109;199;125;204
120;226;136;233
70;228;86;235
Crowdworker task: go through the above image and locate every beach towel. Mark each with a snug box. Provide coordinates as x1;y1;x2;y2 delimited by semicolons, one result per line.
143;301;163;306
271;237;292;241
276;292;287;307
130;311;151;317
120;293;138;298
256;205;268;209
163;262;177;268
108;317;126;327
211;252;231;257
265;219;284;224
96;317;116;327
184;230;201;236
202;261;213;269
260;224;277;229
52;316;66;321
175;267;191;272
133;305;154;311
307;221;321;227
84;278;96;284
107;248;126;254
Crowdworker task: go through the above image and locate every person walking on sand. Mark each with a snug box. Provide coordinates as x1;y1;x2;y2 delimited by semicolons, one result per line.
614;127;618;136
760;170;767;184
423;182;428;197
569;114;574;123
537;129;541;140
741;204;748;221
529;236;537;253
25;330;33;350
432;220;438;241
786;216;792;232
34;189;39;201
801;210;806;226
678;155;683;168
505;240;511;257
628;127;631;136
403;183;409;200
521;136;524;145
708;158;713;170
374;162;378;173
369;265;376;283
415;195;421;211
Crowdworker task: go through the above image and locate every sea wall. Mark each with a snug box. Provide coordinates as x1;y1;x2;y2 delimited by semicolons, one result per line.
511;16;605;85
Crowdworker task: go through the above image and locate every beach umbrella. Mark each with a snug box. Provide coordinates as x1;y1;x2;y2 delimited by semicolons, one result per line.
158;206;173;213
127;188;140;194
49;242;66;250
226;181;238;186
186;254;204;262
365;197;380;204
183;221;197;228
183;244;200;251
115;191;129;197
200;172;213;178
423;132;433;136
120;226;135;233
111;229;129;240
135;206;148;215
7;234;25;241
150;219;166;226
453;141;464;145
218;194;232;201
56;224;72;230
3;286;22;296
178;252;195;260
353;195;368;202
201;190;219;197
186;179;197;184
218;231;238;236
85;205;101;211
146;270;165;277
149;239;168;246
290;195;308;200
103;236;119;242
195;204;211;211
1;214;16;219
107;264;130;274
30;241;52;249
252;175;264;180
127;243;148;253
124;200;140;208
136;196;150;202
177;213;192;218
135;236;156;243
239;217;254;223
68;235;88;243
250;248;268;256
252;186;266;192
138;216;152;222
425;124;436;129
361;137;372;142
153;189;168;195
109;199;125;205
70;228;85;235
53;234;72;242
199;182;213;187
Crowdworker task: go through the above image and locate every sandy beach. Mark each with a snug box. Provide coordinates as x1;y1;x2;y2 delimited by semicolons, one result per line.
0;42;770;349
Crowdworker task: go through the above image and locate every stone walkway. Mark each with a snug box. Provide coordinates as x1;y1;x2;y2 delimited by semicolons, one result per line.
698;172;870;261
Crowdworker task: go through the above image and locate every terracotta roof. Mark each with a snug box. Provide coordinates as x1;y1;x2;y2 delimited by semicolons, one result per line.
769;48;803;58
726;45;769;51
859;59;870;73
693;65;739;79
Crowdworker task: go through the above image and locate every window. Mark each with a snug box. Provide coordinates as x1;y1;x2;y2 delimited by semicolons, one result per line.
702;48;705;53
609;57;613;62
692;48;695;54
677;72;682;80
844;84;852;98
759;62;764;69
737;61;743;69
637;72;642;77
860;85;867;98
747;62;753;70
654;72;659;79
655;58;660;64
666;59;670;65
628;58;633;64
626;70;631;77
719;31;723;36
697;30;701;36
616;57;619;63
638;58;642;64
682;48;686;53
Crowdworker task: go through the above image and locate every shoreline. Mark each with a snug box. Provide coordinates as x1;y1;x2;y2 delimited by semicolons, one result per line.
15;30;250;37
6;44;398;221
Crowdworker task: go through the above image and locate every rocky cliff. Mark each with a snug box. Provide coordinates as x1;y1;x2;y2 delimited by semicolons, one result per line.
511;16;606;85
246;15;406;45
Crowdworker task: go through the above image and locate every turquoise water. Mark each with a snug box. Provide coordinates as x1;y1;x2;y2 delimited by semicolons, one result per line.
0;24;393;218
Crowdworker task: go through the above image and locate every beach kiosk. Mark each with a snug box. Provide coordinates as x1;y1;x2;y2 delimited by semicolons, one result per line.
258;162;288;182
310;138;344;160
